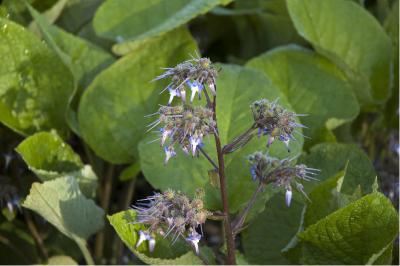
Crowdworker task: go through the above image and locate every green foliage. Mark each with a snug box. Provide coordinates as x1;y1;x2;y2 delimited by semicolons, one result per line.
93;0;232;55
286;0;393;107
299;192;398;264
0;17;74;136
78;27;197;163
16;131;98;197
23;176;104;264
246;45;360;146
0;0;397;264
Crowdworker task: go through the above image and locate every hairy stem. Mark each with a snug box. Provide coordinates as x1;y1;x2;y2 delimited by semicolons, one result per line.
222;124;256;154
212;95;236;265
231;183;264;235
94;165;114;263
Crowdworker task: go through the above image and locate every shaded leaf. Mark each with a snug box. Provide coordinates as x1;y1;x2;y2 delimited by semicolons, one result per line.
22;176;104;242
300;143;377;194
287;0;392;106
78;27;197;164
0;18;74;136
16;131;97;198
92;0;232;55
242;193;304;264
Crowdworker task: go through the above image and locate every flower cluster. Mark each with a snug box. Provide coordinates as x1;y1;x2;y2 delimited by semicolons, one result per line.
248;151;319;206
132;189;211;254
250;99;306;151
147;105;216;164
154;57;218;104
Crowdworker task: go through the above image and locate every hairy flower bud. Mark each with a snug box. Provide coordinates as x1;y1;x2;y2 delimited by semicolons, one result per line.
132;189;211;250
147;105;216;163
154;56;218;102
248;151;319;205
250;98;306;151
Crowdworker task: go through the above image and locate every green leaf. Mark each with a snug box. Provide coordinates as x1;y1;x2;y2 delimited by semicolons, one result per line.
241;193;305;264
23;176;104;240
26;3;116;134
108;210;205;265
300;143;377;194
246;45;360;146
78;27;197;164
46;255;77;265
298;192;398;264
93;0;232;55
303;167;362;228
26;3;115;89
0;18;74;136
22;176;104;264
286;0;392;106
16;131;98;198
139;64;303;212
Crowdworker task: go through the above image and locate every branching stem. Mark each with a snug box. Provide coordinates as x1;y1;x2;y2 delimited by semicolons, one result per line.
232;183;264;235
198;146;218;170
211;94;237;265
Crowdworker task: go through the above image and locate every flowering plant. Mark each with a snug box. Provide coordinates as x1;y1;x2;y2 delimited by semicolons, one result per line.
0;0;398;265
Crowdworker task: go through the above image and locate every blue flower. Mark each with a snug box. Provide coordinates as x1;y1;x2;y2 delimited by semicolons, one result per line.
186;230;202;254
168;86;181;105
136;230;156;252
164;146;176;165
250;165;257;181
189;135;203;156
186;81;204;102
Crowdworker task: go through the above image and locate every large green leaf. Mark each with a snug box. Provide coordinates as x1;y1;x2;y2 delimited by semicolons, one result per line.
298;192;398;264
26;3;116;134
300;143;377;194
139;64;303;212
27;4;115;89
16;131;98;197
22;176;104;264
108;210;205;265
246;45;360;145
286;0;392;106
0;18;74;136
78;27;197;164
93;0;232;55
241;193;305;264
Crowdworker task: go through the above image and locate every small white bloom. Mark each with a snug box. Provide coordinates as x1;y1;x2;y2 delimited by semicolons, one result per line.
285;189;292;207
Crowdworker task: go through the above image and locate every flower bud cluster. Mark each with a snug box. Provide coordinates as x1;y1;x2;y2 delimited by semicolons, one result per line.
154;57;218;104
250;99;305;151
248;151;319;206
132;189;210;254
148;105;216;164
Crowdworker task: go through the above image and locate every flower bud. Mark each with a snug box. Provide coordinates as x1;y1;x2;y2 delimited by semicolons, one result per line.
247;151;319;206
250;98;306;151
